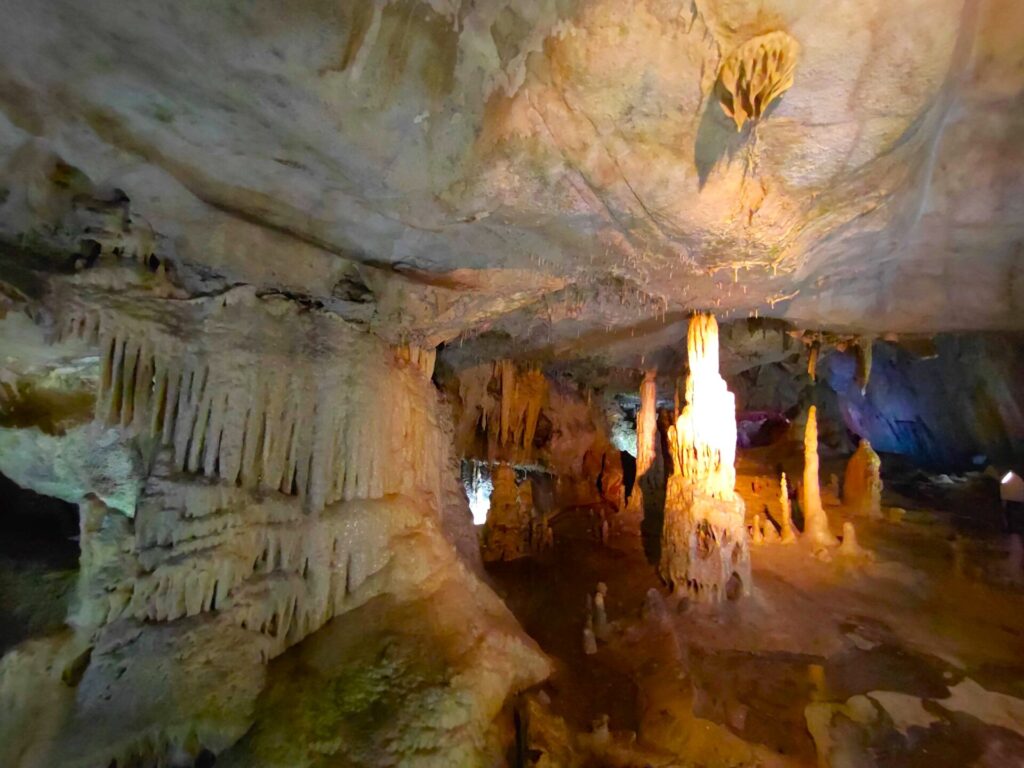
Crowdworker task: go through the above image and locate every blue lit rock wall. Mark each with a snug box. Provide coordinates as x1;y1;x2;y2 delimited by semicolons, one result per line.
822;335;1024;468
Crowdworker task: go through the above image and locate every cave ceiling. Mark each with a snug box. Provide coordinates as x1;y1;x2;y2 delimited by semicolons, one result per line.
1;0;1022;373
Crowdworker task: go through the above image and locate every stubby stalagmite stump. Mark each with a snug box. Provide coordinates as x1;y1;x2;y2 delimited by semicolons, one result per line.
844;439;883;519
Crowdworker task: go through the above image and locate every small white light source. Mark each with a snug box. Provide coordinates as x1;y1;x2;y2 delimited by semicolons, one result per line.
1001;471;1024;504
464;464;493;525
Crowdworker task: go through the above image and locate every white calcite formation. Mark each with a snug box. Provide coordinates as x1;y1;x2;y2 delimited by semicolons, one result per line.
802;406;838;548
660;314;750;602
0;278;550;768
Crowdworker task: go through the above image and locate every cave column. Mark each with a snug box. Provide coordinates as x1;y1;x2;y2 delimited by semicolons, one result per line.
625;369;660;517
481;463;531;562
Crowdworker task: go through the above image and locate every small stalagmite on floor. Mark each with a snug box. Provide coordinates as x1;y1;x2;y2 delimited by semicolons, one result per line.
844;439;883;519
779;472;797;543
802;406;838;548
660;314;750;602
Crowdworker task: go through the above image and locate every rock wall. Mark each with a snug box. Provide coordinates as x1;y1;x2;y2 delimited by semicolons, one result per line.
824;335;1024;468
447;359;623;510
0;277;549;768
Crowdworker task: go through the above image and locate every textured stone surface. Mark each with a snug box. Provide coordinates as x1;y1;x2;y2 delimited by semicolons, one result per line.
0;0;1022;361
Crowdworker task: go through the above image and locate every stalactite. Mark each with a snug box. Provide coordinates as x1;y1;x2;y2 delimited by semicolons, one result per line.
802;406;837;547
838;521;871;561
52;285;446;515
455;360;548;464
660;314;750;602
807;341;819;382
855;337;873;395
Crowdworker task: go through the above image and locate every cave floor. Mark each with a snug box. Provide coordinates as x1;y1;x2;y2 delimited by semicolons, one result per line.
486;449;1024;767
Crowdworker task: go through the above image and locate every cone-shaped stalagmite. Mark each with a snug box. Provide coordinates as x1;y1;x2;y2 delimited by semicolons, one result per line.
779;472;797;543
844;439;883;519
660;314;750;602
802;407;838;547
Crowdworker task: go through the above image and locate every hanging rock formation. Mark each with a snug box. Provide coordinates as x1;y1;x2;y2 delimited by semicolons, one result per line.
855;338;874;395
660;314;750;602
844;439;883;519
453;360;547;465
803;406;838;547
0;275;550;768
717;31;801;131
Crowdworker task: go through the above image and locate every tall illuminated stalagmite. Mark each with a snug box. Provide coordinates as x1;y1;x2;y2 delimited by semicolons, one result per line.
802;406;838;547
779;472;797;543
660;314;749;601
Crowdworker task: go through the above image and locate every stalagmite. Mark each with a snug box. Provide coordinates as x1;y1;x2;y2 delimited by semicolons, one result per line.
751;514;765;545
802;406;837;547
457;360;547;464
844;439;883;519
838;522;871;561
593;583;609;641
779;472;797;543
660;314;750;602
583;626;598;655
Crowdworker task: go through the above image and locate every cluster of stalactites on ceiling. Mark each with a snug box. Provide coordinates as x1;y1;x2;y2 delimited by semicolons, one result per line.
716;31;800;131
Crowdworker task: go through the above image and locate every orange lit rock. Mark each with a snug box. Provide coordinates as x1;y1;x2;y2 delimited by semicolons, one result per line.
482;463;532;562
717;31;800;131
844;439;883;519
803;406;838;548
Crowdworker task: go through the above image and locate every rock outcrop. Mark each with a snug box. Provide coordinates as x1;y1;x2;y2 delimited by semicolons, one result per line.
844;439;883;519
0;274;550;768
